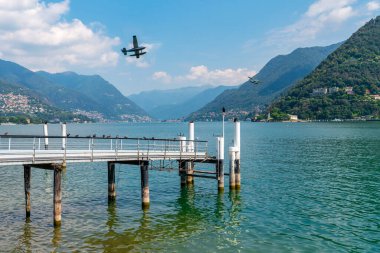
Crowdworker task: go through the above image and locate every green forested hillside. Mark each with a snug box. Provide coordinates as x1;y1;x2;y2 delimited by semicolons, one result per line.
271;17;380;120
187;43;341;121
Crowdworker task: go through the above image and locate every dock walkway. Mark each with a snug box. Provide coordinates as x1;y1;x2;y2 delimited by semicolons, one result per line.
0;121;241;226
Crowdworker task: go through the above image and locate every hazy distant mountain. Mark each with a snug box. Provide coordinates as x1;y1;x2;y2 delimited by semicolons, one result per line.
129;85;233;119
0;59;149;121
271;16;380;120
187;42;342;121
128;86;213;112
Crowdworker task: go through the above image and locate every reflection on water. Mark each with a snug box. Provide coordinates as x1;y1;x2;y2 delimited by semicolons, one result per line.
85;183;241;252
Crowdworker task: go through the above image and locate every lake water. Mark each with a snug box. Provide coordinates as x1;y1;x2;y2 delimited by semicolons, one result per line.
0;122;379;252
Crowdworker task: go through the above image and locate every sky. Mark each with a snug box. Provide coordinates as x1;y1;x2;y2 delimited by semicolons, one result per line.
0;0;379;95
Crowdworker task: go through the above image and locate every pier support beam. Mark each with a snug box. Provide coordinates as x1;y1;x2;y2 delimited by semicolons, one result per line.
24;165;31;218
53;166;62;227
108;162;116;202
229;147;238;189
140;161;150;209
186;161;194;184
179;160;186;187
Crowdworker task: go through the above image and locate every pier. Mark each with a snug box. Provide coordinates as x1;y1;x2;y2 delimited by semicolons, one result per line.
0;121;241;226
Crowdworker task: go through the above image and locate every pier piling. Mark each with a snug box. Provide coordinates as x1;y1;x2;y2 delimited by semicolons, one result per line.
140;161;150;209
217;137;224;191
53;166;62;227
234;119;241;189
179;160;186;186
186;161;194;184
24;165;31;218
187;122;195;184
108;162;116;202
229;147;238;189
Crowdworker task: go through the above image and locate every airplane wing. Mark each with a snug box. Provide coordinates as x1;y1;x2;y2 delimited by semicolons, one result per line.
133;35;138;48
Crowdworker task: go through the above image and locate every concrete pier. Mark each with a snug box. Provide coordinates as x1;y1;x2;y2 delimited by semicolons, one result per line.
140;161;150;208
108;162;116;202
24;165;31;218
0;121;242;226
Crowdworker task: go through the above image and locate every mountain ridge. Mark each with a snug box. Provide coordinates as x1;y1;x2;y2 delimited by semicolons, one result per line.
187;42;342;121
271;16;380;120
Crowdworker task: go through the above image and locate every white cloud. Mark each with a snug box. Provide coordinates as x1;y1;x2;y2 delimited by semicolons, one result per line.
153;65;256;86
267;0;357;47
367;1;380;11
124;42;160;68
152;71;172;83
183;65;256;85
0;0;120;72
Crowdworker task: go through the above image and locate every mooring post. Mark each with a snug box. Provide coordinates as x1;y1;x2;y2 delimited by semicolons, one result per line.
179;160;186;187
24;165;31;218
53;165;62;227
187;122;195;184
140;161;150;209
217;137;225;191
108;162;116;202
229;146;238;189
188;121;195;152
43;122;49;150
234;119;241;189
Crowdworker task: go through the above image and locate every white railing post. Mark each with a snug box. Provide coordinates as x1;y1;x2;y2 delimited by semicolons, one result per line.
43;122;49;150
61;122;67;150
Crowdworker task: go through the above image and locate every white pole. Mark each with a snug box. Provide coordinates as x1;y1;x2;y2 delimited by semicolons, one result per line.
188;121;194;152
217;137;224;190
222;114;225;138
178;136;187;152
43;122;49;150
234;119;241;188
217;137;224;160
61;122;67;150
234;119;241;155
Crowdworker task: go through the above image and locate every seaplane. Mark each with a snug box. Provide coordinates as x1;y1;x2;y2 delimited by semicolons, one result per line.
121;35;146;58
248;76;260;84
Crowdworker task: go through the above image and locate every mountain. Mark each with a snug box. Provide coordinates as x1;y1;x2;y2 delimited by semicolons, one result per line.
129;85;232;119
128;86;212;112
0;79;89;123
271;16;380;120
148;85;233;119
0;59;150;122
37;71;148;120
187;42;342;121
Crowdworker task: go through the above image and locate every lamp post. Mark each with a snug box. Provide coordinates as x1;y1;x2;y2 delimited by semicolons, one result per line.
222;107;225;138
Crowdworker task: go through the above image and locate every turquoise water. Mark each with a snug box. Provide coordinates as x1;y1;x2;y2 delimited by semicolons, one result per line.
0;122;379;252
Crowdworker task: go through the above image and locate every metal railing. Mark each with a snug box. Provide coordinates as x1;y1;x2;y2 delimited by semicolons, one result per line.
0;135;209;163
